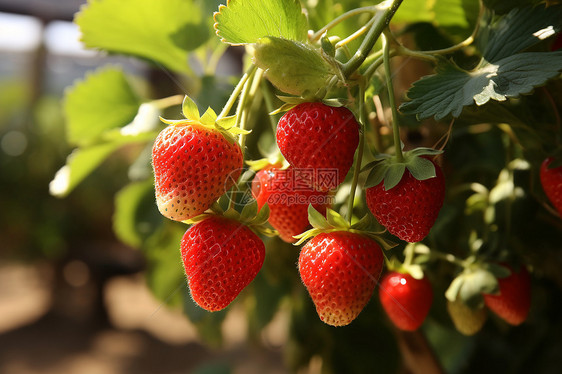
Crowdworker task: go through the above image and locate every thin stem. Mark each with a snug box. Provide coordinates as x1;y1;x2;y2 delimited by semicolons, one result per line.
346;83;367;224
382;32;404;162
342;0;404;78
235;68;259;150
335;16;376;48
310;6;377;42
218;64;257;119
260;78;280;133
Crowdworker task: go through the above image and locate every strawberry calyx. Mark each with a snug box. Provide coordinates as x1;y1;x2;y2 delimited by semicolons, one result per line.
363;147;443;190
183;197;277;238
270;96;348;116
293;205;396;250
245;152;289;172
385;243;431;280
159;95;249;144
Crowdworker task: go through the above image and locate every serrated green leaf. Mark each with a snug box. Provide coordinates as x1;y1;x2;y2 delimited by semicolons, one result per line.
307;204;331;230
182;96;200;121
406;156;436;180
214;0;308;45
400;52;562;120
253;37;338;97
64;66;141;146
481;5;562;62
76;0;208;74
384;163;406;190
325;209;349;229
113;180;158;248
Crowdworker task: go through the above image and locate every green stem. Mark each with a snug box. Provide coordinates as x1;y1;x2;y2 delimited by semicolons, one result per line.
235;67;260;150
151;94;184;109
310;6;377;42
342;0;404;78
382;32;404;162
346;83;367;224
261;78;280;134
218;64;257;119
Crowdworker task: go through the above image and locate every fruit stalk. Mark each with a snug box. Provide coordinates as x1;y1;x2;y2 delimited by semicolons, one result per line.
218;64;258;119
382;32;404;162
346;85;367;223
342;0;404;78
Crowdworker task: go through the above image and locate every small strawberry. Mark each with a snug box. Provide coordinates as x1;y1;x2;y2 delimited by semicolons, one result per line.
483;263;531;326
378;271;433;331
365;153;445;243
298;231;384;326
251;165;330;242
276;102;359;191
152;97;244;221
181;215;265;311
447;299;488;336
540;157;562;216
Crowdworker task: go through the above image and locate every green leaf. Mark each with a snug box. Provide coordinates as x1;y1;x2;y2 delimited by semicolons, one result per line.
64;66;141;146
76;0;208;74
182;96;200;121
113;180;159;248
49;142;121;197
480;5;562;62
400;52;562;120
393;0;480;30
214;0;308;45
253;37;338;97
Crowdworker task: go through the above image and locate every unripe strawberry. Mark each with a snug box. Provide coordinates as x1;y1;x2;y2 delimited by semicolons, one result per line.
379;271;433;331
181;215;265;311
447;300;488;336
298;231;384;326
152;123;243;221
276;102;359;191
483;264;531;326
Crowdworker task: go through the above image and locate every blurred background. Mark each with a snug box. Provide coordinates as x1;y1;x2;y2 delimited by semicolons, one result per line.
0;1;289;373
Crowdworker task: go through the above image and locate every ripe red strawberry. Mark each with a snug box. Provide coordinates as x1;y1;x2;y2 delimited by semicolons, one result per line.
540;157;562;216
378;271;433;331
276;102;360;191
447;300;487;336
483;264;531;326
251;165;331;242
365;158;445;242
298;231;384;326
180;215;265;311
152;123;243;221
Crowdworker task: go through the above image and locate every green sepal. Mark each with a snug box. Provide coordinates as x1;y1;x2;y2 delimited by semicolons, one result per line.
445;266;499;308
159;95;248;143
386;256;425;280
363;147;443;190
245;152;288;172
182;95;200;121
293;206;397;250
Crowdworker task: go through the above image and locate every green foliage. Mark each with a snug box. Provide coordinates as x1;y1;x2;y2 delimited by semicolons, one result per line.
76;0;209;74
393;0;479;29
400;52;562;120
214;0;308;44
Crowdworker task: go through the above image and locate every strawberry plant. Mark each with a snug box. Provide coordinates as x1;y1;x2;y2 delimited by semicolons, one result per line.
52;0;562;372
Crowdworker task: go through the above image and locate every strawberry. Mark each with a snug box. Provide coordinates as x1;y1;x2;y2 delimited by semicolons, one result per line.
378;271;433;331
540;157;562;216
152;122;243;221
483;263;531;326
180;215;265;311
298;231;384;326
447;300;488;336
251;165;331;242
276;102;360;191
365;157;445;242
